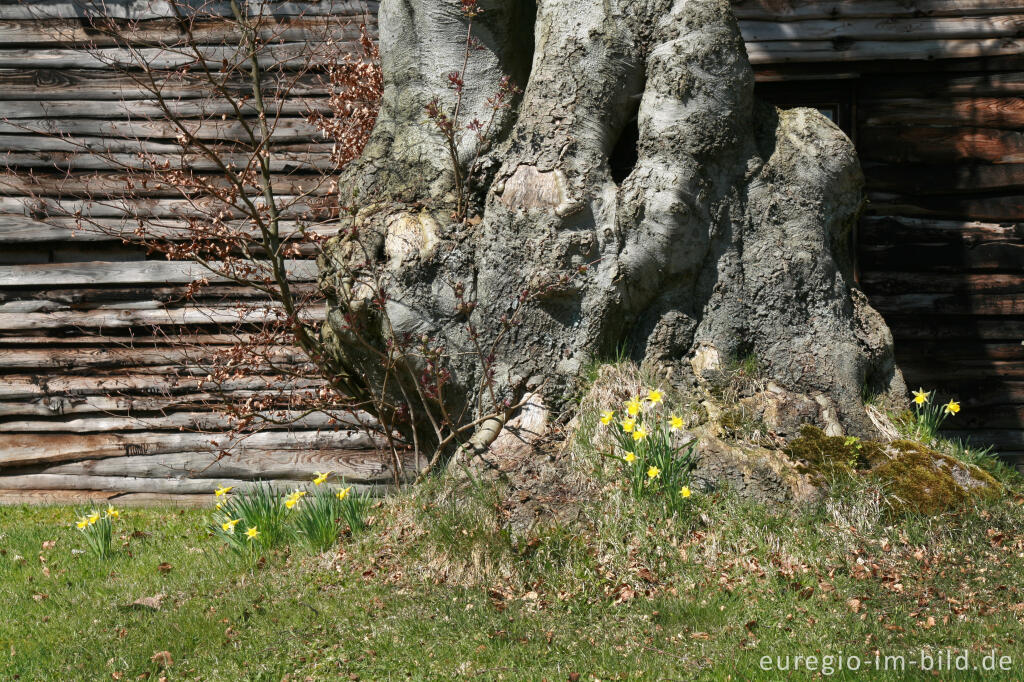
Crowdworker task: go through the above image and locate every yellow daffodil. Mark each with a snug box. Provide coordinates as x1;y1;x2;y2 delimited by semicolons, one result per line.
600;410;615;425
669;415;684;431
626;398;642;417
624;451;636;464
105;506;119;520
215;502;223;511
245;526;259;540
337;486;352;501
647;466;661;480
632;426;649;442
221;518;241;532
76;517;89;529
621;418;635;433
284;498;299;510
313;472;330;485
912;388;929;405
943;400;961;416
214;485;233;497
87;512;100;525
647;389;663;405
680;486;691;498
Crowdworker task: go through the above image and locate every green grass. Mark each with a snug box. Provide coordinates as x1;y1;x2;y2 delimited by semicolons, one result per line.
3;477;1024;680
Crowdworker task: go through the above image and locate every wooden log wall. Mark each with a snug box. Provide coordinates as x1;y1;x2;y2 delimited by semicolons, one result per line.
0;0;1021;506
0;0;409;506
736;0;1024;462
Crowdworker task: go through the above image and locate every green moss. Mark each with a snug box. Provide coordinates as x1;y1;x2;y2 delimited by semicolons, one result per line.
785;426;1002;516
784;425;877;476
868;440;1002;516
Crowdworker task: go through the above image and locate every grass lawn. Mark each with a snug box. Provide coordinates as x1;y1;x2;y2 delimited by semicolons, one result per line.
3;475;1024;681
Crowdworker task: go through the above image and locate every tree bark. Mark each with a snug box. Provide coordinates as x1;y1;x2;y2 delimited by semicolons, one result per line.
319;0;906;456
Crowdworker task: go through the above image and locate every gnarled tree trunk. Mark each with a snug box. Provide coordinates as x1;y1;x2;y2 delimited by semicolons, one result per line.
319;0;906;462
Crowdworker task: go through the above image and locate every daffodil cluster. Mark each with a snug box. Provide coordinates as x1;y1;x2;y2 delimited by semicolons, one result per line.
601;388;696;506
910;388;961;442
75;505;120;560
210;474;370;557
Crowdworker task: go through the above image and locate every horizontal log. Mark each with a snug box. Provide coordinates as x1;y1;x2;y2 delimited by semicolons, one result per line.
0;68;329;101
0;487;119;505
25;447;406;482
0;42;325;70
0;171;334;197
0;259;317;286
1;150;337;173
741;16;1023;42
0;346;312;370
745;38;1024;64
0;408;353;433
859;97;1024;129
0;428;379;467
866;193;1023;222
0;0;379;20
0;195;337;220
859;216;1023;243
859;240;1024;271
869;292;1024;316
0;117;324;141
856;72;1024;98
886;316;1024;341
859;127;1024;164
0;16;365;47
0;303;324;332
0;474;394;496
864;163;1024;195
942;429;1024;450
0;215;338;243
732;0;1024;21
0;374;322;401
897;359;1024;380
860;271;1024;295
0;97;331;119
0;390;286;417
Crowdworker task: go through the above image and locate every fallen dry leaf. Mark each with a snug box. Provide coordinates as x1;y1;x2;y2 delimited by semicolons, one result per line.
132;594;165;611
156;563;172;574
150;651;173;667
847;598;862;613
41;541;56;550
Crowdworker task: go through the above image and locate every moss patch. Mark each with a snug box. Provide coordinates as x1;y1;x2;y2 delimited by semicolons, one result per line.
785;426;1002;516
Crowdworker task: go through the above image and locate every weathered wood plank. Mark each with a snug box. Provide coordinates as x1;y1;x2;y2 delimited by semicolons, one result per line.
1;150;336;173
0;0;379;20
26;447;403;481
0;391;278;417
943;429;1024;450
0;303;324;331
0;429;378;467
745;38;1024;64
859;240;1024;271
859;216;1023;243
0;42;326;69
885;316;1024;341
0;259;317;286
0;474;393;495
0;409;348;433
732;0;1024;21
859;97;1024;128
0;117;323;140
0;171;334;197
0;98;331;119
0;487;118;505
0;195;337;219
0;346;311;370
869;293;1024;316
864;163;1024;194
858;127;1024;164
741;16;1024;42
860;271;1023;295
0;214;337;243
0;374;321;400
0;16;365;47
0;68;329;100
866;194;1023;222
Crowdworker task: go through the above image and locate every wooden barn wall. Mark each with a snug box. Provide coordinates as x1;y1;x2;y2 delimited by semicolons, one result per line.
0;0;1021;505
735;0;1024;462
